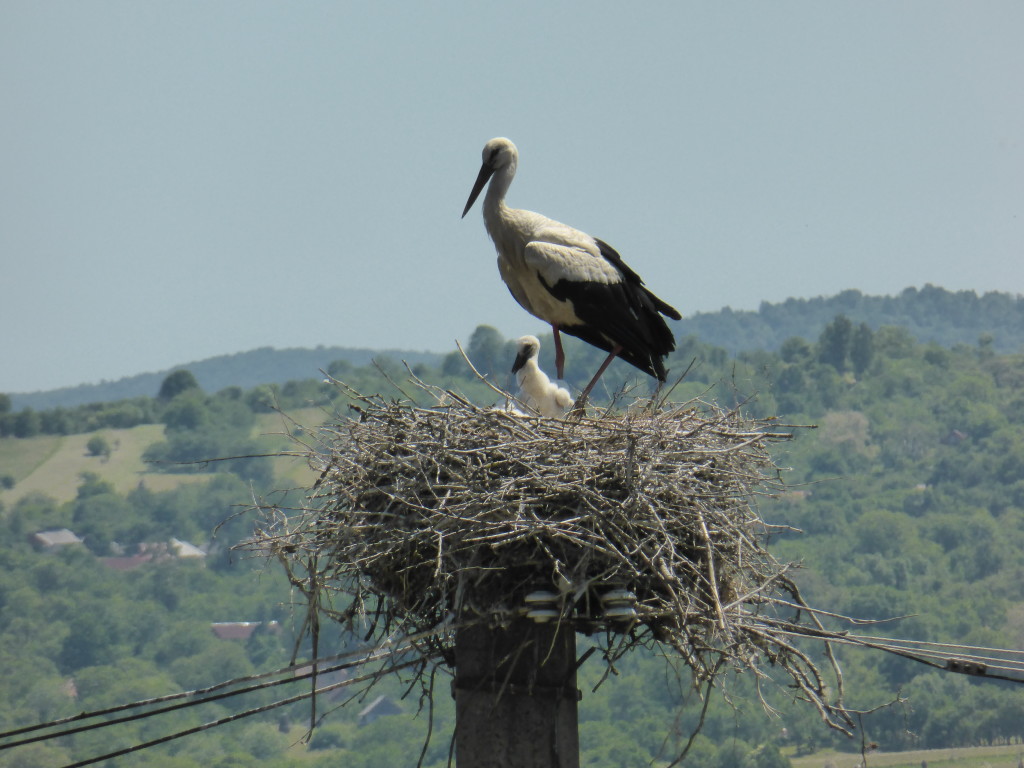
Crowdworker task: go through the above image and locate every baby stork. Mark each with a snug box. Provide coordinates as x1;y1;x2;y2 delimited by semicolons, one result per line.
511;335;572;418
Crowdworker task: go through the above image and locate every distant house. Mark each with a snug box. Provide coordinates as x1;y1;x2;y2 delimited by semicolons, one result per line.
30;529;83;551
100;539;206;570
211;621;280;640
357;695;402;727
170;538;206;558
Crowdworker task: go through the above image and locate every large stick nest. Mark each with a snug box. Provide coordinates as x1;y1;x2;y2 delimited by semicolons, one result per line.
250;379;853;733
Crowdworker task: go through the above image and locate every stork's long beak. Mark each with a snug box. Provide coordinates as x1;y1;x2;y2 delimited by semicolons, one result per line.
462;161;495;218
511;348;529;374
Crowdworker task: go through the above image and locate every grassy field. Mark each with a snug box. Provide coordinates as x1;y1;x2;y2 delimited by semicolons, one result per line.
792;743;1024;768
252;406;332;489
0;432;63;482
0;423;215;506
0;406;332;509
274;738;1024;768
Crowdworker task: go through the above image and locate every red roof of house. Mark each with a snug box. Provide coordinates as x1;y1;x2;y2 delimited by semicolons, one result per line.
211;622;262;640
210;621;280;640
100;554;155;571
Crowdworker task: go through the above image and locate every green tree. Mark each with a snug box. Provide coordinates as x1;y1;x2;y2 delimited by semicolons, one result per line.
742;743;791;768
978;332;995;360
39;407;73;434
327;359;353;378
7;492;63;534
169;643;254;691
71;475;140;553
817;315;853;372
59;598;129;670
0;741;71;768
76;471;115;499
86;434;111;458
150;620;218;664
872;325;917;359
850;322;874;375
162;391;211;431
158;369;201;400
716;739;753;768
780;337;813;364
239;723;289;760
467;325;507;378
309;724;349;751
442;350;468;377
12;408;40;438
852;509;912;558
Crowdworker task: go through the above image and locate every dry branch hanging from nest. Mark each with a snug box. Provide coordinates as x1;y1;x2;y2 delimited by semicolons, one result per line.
250;380;853;734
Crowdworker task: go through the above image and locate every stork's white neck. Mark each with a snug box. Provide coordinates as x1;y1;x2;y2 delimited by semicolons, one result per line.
483;162;515;223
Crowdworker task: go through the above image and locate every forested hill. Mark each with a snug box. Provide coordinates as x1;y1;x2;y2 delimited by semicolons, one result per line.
677;285;1024;354
10;345;444;412
9;284;1023;411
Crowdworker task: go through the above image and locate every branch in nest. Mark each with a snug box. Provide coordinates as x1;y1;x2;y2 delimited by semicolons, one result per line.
243;377;855;736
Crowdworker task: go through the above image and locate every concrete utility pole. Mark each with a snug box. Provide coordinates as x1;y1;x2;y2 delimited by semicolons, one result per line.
454;617;579;768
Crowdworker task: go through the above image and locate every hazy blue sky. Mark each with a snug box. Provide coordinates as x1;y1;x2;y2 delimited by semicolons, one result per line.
3;2;1022;393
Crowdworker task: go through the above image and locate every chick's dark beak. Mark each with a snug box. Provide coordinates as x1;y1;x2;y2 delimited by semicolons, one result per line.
511;348;529;374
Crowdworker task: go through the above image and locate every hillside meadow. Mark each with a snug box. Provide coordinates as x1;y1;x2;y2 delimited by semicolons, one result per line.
790;744;1024;768
0;425;209;506
0;406;328;509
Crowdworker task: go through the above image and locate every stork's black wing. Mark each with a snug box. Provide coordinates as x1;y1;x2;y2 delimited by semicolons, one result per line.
537;239;680;381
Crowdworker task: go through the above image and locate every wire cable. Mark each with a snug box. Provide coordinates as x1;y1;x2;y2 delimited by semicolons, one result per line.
0;643;390;743
60;655;427;768
0;627;451;758
759;619;1024;684
7;608;1024;767
1;645;417;751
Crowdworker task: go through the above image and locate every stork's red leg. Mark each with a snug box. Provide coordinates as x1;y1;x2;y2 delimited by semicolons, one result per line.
573;345;622;410
552;324;565;379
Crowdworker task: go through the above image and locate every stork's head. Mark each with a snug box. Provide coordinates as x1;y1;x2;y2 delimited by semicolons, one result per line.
481;137;517;170
462;137;518;218
511;334;540;374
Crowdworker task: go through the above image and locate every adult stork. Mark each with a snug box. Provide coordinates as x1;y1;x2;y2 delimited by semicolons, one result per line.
511;335;572;418
462;137;681;403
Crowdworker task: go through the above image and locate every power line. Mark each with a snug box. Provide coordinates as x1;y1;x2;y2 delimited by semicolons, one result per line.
60;655;427;768
0;629;449;765
2;649;406;751
760;619;1024;684
0;644;379;744
8;607;1024;766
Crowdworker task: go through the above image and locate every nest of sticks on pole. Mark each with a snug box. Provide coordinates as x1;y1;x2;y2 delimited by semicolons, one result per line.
249;375;854;735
